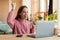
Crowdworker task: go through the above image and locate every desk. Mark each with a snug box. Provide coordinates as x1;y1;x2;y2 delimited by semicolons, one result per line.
0;35;60;40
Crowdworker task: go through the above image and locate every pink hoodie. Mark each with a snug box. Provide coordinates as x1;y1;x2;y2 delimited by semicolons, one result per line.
7;10;34;34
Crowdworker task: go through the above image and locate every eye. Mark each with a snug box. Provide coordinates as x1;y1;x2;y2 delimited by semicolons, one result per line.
23;11;26;13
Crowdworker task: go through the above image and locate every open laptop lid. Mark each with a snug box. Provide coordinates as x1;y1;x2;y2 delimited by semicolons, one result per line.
35;21;55;38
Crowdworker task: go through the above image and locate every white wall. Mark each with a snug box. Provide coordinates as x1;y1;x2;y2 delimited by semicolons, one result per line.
46;0;49;12
40;0;44;12
57;0;60;29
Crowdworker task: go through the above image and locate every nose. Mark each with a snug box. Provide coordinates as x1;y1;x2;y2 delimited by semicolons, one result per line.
24;12;27;15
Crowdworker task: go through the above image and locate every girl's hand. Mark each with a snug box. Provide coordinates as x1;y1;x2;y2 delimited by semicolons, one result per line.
11;3;16;10
32;21;36;25
32;21;36;34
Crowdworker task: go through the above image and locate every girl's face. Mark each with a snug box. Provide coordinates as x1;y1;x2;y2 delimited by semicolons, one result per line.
19;8;28;19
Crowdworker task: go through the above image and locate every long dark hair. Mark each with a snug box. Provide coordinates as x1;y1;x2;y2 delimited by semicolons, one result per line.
15;6;28;20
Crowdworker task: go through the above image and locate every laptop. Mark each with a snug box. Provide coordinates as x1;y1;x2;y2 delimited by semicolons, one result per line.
35;21;55;38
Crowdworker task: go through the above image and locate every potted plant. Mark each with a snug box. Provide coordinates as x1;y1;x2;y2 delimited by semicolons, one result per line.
46;13;57;20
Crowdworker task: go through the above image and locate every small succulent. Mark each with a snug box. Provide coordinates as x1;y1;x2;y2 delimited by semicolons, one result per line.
38;16;43;20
